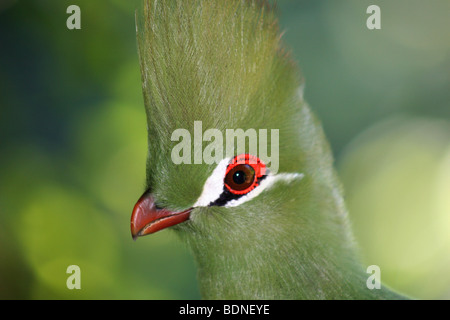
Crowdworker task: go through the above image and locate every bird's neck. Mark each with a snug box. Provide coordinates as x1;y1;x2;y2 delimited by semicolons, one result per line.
182;218;398;299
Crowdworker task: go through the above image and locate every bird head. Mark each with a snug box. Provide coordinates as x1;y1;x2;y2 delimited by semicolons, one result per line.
131;0;311;237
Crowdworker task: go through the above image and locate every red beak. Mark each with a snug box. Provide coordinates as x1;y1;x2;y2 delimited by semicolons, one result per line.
130;191;192;240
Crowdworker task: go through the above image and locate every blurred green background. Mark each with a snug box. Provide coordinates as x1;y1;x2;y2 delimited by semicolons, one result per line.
0;0;448;299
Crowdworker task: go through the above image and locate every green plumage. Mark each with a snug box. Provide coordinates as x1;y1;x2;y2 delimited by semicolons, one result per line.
136;0;406;299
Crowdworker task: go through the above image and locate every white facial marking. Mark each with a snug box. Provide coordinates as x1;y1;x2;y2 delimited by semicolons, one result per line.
193;157;304;208
193;157;231;207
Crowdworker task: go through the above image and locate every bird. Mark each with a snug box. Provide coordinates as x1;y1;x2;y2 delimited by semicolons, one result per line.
130;0;407;299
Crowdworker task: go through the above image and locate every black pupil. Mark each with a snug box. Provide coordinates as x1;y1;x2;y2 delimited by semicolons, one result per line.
233;171;246;184
224;164;256;192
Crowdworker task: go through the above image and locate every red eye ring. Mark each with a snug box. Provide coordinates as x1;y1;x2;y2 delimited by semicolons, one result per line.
224;154;266;195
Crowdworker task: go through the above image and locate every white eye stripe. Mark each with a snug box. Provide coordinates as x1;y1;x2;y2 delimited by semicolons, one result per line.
193;157;231;207
224;173;304;207
192;157;304;208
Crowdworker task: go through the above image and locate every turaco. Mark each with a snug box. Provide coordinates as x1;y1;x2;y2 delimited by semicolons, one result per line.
130;0;407;300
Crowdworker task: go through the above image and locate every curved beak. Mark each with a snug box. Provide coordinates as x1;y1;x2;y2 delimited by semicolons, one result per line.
130;191;192;240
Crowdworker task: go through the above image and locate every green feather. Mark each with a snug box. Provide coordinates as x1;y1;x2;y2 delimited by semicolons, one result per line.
136;0;407;299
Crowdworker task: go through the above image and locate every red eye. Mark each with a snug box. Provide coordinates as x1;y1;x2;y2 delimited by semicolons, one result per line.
224;154;266;195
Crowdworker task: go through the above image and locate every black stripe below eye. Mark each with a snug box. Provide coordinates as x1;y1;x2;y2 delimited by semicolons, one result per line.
208;175;267;207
